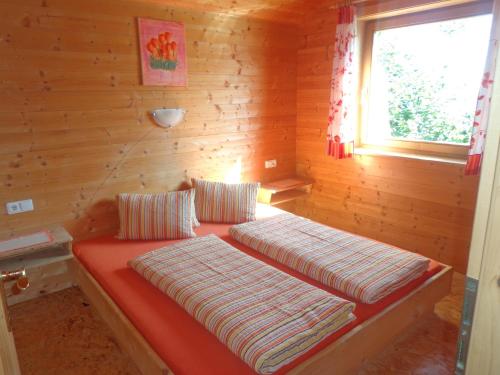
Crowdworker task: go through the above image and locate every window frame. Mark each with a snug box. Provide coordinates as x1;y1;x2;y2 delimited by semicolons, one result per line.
358;0;493;159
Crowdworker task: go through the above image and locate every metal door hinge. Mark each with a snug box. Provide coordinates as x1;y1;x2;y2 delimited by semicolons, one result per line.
455;276;479;375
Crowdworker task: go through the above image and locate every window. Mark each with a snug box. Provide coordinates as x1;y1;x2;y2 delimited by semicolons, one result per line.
361;5;493;157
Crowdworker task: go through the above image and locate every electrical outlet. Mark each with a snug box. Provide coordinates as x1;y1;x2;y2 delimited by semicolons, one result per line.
265;159;277;169
6;199;34;215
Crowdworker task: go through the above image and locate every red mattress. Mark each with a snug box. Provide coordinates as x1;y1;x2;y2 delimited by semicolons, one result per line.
73;223;443;375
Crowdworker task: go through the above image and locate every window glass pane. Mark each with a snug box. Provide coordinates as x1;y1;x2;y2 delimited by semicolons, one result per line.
367;14;492;145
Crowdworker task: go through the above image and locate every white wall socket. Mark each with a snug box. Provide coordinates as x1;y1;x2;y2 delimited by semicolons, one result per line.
265;159;277;169
6;199;34;215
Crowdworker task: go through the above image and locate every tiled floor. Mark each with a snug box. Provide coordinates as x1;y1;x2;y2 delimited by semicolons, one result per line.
10;273;465;374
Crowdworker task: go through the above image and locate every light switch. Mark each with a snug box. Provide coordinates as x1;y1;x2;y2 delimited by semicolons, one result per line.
265;160;277;169
6;199;34;215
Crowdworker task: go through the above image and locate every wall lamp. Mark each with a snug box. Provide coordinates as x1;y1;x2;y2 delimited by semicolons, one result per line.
150;108;186;128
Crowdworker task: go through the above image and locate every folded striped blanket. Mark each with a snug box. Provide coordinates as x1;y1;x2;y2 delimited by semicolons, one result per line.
229;213;430;304
129;235;355;374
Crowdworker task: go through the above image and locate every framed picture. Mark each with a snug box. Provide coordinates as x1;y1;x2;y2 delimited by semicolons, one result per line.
137;18;187;86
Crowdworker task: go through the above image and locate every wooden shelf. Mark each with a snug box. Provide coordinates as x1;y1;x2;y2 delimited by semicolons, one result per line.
0;247;73;270
259;177;314;206
261;177;314;193
0;226;74;306
270;189;310;205
0;226;72;262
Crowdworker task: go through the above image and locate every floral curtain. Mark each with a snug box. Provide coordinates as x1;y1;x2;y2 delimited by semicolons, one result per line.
327;5;356;159
465;24;499;175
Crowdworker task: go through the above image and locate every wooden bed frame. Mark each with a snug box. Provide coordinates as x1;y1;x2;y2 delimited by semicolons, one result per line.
72;257;453;375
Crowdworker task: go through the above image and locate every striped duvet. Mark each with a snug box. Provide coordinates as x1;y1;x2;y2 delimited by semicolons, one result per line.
229;213;430;304
129;235;355;374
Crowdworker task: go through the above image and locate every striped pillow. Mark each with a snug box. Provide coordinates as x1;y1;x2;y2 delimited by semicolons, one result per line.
117;190;196;240
192;178;260;224
191;198;200;228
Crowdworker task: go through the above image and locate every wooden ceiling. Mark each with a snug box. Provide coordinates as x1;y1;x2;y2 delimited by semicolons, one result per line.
140;0;325;24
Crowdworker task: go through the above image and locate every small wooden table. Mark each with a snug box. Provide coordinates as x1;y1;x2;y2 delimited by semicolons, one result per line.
259;177;314;206
0;226;74;306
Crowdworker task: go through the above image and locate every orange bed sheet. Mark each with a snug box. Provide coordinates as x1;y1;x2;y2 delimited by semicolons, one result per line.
73;223;443;375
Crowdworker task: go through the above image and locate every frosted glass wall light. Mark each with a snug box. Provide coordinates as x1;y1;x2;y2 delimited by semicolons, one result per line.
150;108;186;128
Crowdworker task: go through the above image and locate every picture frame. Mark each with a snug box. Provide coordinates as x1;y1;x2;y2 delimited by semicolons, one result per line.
137;18;188;86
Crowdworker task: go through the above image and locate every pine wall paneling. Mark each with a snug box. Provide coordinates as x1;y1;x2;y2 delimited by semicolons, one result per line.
0;0;298;241
295;4;479;273
1;0;479;273
136;0;309;24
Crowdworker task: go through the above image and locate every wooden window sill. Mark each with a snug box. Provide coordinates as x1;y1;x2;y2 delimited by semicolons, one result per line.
354;147;467;165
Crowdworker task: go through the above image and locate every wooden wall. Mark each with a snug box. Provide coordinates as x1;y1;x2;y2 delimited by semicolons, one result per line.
295;5;479;273
0;0;297;240
0;0;480;272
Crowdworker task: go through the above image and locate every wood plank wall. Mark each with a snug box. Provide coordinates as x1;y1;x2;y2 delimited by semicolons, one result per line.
0;0;297;241
295;5;479;273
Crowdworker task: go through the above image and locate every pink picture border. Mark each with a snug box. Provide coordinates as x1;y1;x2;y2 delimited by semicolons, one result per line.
137;18;187;86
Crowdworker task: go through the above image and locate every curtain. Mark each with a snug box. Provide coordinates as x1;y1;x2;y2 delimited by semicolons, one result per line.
327;5;356;159
465;14;499;175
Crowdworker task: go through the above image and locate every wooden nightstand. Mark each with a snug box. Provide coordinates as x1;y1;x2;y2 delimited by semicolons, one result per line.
258;177;314;205
0;226;75;306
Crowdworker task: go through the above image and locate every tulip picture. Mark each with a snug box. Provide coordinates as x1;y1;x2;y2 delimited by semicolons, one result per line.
146;31;178;71
138;18;187;86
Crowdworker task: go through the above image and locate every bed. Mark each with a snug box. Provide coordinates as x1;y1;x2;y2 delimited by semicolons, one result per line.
71;206;452;375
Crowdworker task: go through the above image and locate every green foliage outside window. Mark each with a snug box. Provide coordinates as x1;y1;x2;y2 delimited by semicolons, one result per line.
370;16;491;145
